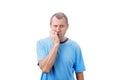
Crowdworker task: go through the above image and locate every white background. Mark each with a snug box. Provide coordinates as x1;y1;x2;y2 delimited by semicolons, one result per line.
0;0;120;80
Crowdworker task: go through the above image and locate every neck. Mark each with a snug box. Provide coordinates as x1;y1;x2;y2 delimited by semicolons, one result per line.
60;37;67;42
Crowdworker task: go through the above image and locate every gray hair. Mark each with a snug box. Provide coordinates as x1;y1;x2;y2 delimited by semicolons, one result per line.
50;12;68;25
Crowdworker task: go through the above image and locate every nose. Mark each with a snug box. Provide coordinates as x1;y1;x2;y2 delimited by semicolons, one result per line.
56;26;61;32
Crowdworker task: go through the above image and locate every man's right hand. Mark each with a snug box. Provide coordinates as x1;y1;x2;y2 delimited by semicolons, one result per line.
39;31;60;73
50;30;60;45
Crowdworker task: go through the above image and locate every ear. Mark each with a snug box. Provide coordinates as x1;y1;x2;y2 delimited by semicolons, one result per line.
67;24;69;29
50;25;52;29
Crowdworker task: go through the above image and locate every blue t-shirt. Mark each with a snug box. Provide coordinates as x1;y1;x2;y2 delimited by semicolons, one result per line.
36;37;85;80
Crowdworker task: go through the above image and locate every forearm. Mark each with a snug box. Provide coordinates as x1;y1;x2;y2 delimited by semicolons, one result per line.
76;72;84;80
39;44;59;73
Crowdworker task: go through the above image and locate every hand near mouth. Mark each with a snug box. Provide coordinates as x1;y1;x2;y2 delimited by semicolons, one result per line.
50;30;60;45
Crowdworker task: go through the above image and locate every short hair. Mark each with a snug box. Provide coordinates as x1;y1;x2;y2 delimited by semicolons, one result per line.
50;12;68;25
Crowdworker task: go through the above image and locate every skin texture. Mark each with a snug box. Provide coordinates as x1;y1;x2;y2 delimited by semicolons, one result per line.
39;15;84;80
50;16;68;42
76;72;84;80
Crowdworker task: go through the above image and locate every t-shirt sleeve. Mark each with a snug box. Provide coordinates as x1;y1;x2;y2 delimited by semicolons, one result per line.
36;41;47;65
73;46;86;72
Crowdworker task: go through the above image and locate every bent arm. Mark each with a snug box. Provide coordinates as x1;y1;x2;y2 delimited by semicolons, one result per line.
76;72;84;80
38;44;59;73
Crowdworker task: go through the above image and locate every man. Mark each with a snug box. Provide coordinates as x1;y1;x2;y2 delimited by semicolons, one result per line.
36;12;86;80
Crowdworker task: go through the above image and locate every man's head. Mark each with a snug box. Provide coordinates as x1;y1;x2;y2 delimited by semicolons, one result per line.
50;12;69;41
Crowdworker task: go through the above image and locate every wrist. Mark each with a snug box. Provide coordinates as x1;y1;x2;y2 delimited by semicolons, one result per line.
54;43;59;47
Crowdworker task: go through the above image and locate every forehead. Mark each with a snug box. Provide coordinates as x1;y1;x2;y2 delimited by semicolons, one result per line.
51;16;66;24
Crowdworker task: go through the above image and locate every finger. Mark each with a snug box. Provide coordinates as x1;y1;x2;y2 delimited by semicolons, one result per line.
54;32;57;35
51;30;55;34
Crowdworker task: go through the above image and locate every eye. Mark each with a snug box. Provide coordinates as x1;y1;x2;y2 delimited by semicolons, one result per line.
60;25;64;28
53;25;57;27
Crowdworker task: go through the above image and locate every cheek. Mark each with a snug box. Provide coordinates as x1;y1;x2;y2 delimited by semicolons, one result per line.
50;27;56;31
63;30;67;35
61;30;66;35
54;29;58;32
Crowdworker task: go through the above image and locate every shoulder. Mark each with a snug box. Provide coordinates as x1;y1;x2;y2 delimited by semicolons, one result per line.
37;37;51;45
67;39;81;48
37;37;50;43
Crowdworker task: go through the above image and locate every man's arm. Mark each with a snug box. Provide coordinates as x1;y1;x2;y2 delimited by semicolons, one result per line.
38;31;60;73
76;72;84;80
39;44;59;73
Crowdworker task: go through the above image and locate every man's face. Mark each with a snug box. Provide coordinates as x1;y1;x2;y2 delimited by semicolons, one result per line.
50;16;68;39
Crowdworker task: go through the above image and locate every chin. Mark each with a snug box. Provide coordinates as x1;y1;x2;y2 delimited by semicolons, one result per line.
59;36;64;40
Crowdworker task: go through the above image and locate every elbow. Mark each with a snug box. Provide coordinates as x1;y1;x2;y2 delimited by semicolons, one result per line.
39;64;50;74
42;68;50;74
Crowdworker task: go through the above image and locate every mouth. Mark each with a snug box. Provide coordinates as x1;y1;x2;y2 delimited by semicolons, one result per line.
57;32;63;37
57;33;61;35
58;34;63;38
57;34;60;37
